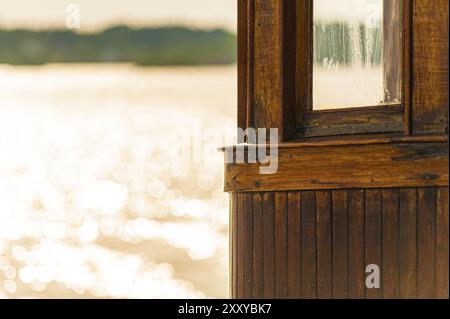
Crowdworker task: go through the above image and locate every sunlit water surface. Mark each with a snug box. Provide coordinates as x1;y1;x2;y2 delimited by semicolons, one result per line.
0;64;236;299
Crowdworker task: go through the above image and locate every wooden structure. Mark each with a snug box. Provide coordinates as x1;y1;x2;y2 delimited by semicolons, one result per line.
224;0;449;299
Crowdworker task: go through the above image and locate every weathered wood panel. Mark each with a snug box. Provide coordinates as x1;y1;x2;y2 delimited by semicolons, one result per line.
413;0;449;134
230;187;449;299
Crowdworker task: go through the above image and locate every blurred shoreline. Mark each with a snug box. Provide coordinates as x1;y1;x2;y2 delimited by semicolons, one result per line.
0;26;237;66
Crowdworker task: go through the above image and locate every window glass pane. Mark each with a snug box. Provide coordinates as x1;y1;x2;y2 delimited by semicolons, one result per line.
313;0;402;110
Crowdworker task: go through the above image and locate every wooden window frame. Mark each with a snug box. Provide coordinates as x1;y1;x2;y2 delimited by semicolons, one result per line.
283;0;412;139
237;0;449;142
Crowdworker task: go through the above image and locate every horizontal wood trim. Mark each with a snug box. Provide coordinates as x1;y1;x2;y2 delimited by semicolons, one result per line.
224;142;449;192
221;134;448;152
303;105;405;137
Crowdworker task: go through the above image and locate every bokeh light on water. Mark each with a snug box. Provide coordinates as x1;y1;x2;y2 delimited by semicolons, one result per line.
0;64;236;298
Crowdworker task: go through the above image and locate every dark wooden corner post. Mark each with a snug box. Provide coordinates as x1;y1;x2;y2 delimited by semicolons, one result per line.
225;0;449;299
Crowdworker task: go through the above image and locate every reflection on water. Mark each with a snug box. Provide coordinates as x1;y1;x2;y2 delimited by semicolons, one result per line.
0;64;236;298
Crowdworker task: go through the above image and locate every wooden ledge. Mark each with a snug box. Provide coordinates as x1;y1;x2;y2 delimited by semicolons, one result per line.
223;139;449;193
220;134;449;152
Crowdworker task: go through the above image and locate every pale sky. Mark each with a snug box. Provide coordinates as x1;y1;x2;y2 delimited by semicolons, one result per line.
0;0;237;31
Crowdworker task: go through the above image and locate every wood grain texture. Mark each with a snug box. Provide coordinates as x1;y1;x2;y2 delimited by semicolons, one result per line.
224;142;449;192
274;192;288;298
364;190;382;299
382;189;399;298
304;106;404;137
236;193;245;298
237;0;249;130
287;192;301;298
243;193;254;298
412;0;449;134
332;190;348;299
252;192;264;298
230;187;448;299
398;189;418;298
252;0;283;134
230;194;238;298
301;191;317;299
262;192;275;298
294;0;312;133
436;188;449;299
348;190;366;299
316;191;332;299
417;188;436;298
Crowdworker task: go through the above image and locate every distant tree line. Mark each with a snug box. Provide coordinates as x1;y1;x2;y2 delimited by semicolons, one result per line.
0;23;382;66
0;26;237;66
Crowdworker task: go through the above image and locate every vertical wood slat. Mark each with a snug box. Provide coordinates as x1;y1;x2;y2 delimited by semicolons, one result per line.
348;190;366;299
237;193;245;298
274;193;288;298
316;191;332;299
417;188;436;298
365;190;382;299
436;188;449;299
252;193;264;298
262;192;275;298
230;193;238;298
382;189;399;299
332;190;349;299
287;192;301;298
243;193;254;298
399;189;418;298
301;191;317;298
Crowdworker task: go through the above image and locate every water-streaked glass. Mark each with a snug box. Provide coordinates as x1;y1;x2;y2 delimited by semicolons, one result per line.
313;0;402;110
